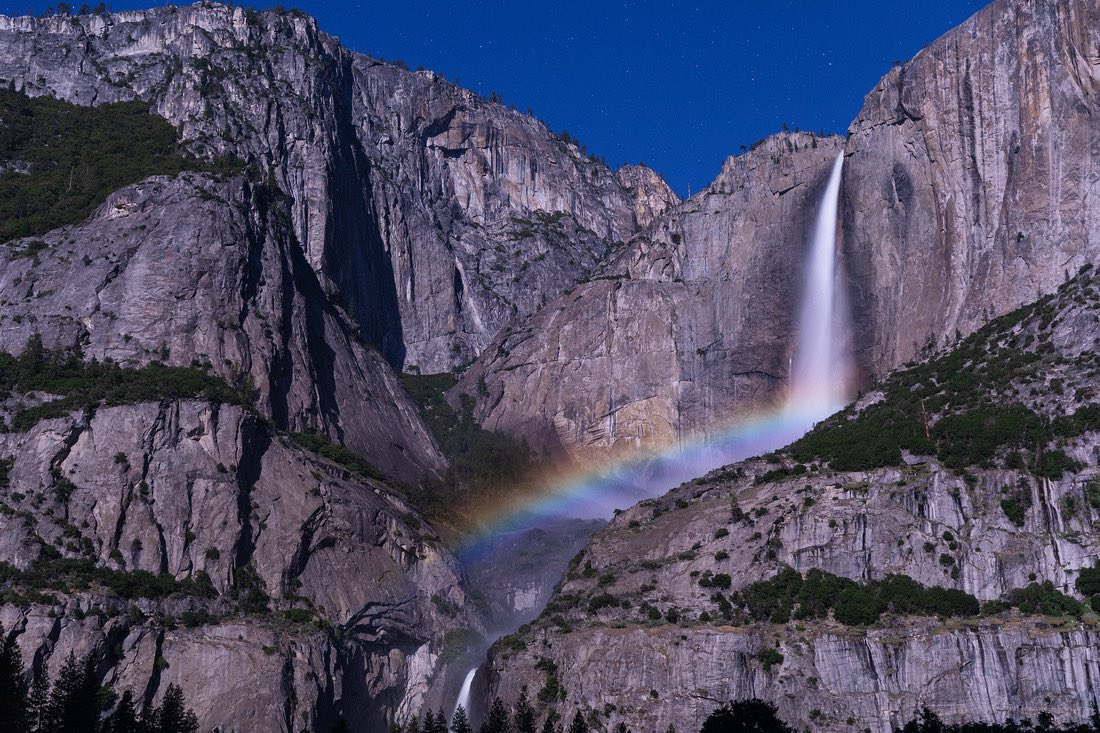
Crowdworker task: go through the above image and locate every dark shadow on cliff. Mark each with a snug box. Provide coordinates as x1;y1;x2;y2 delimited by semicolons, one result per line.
323;54;406;371
838;151;877;390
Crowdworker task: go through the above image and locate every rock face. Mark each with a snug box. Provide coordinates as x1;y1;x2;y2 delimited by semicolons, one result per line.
486;457;1100;732
0;173;441;483
490;623;1100;733
460;0;1100;462
0;397;481;732
0;4;674;374
485;264;1100;732
843;0;1100;377
1;606;341;733
349;65;675;373
0;4;674;729
458;134;845;460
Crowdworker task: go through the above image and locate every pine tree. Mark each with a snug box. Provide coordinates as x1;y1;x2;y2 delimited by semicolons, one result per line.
50;651;100;733
436;709;450;733
699;700;793;733
451;705;472;733
139;699;159;733
424;710;438;733
568;713;588;733
483;697;511;733
407;714;422;733
155;684;199;733
27;661;51;733
107;690;140;733
539;716;556;733
72;654;101;731
514;687;536;733
0;623;26;732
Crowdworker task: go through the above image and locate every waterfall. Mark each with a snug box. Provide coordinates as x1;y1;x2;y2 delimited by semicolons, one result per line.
453;667;477;720
788;152;849;418
477;152;854;521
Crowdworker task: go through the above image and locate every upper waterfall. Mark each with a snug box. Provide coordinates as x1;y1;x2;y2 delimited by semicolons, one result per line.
451;151;858;523
789;152;851;418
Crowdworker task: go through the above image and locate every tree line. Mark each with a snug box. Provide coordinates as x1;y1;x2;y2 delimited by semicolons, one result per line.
396;694;1100;733
392;688;599;733
0;622;198;733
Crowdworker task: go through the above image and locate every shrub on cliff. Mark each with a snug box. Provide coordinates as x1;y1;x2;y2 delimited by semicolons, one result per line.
896;707;1100;733
1075;561;1100;598
733;567;980;625
1004;582;1085;617
0;86;240;242
0;339;250;433
0;633;200;733
701;700;794;733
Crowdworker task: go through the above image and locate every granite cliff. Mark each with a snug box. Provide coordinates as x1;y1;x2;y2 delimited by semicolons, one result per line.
0;2;678;728
0;0;1096;731
458;133;846;460
460;0;1100;463
0;4;675;376
0;3;675;728
484;260;1100;733
0;166;485;729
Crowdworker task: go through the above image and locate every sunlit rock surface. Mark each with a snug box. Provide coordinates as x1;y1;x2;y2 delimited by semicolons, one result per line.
0;4;674;374
460;0;1100;462
457;134;846;462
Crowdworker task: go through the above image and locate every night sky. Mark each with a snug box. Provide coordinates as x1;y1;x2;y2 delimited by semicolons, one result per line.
1;1;991;196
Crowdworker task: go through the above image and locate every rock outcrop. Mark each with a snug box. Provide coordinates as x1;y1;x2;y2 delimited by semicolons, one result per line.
459;0;1100;463
0;172;441;483
483;246;1100;732
458;134;845;461
843;0;1100;377
490;623;1100;733
485;452;1100;732
0;4;673;374
0;396;481;731
0;606;342;733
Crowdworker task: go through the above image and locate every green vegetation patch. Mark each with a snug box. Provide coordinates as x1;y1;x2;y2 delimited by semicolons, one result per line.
1001;582;1085;617
438;628;480;665
0;456;12;489
790;267;1100;474
1000;479;1034;526
0;553;214;605
400;372;532;519
401;372;532;492
0;339;250;432
290;430;391;485
730;567;979;626
0;86;240;242
1074;561;1100;612
931;404;1046;470
535;656;564;703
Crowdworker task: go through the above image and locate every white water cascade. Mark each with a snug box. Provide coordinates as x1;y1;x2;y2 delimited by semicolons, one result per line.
453;667;477;719
788;152;850;419
531;151;854;518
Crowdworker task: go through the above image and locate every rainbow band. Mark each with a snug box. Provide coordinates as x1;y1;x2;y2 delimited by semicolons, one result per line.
453;397;844;559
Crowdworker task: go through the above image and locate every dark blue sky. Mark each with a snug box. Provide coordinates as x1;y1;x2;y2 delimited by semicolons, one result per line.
2;1;990;195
